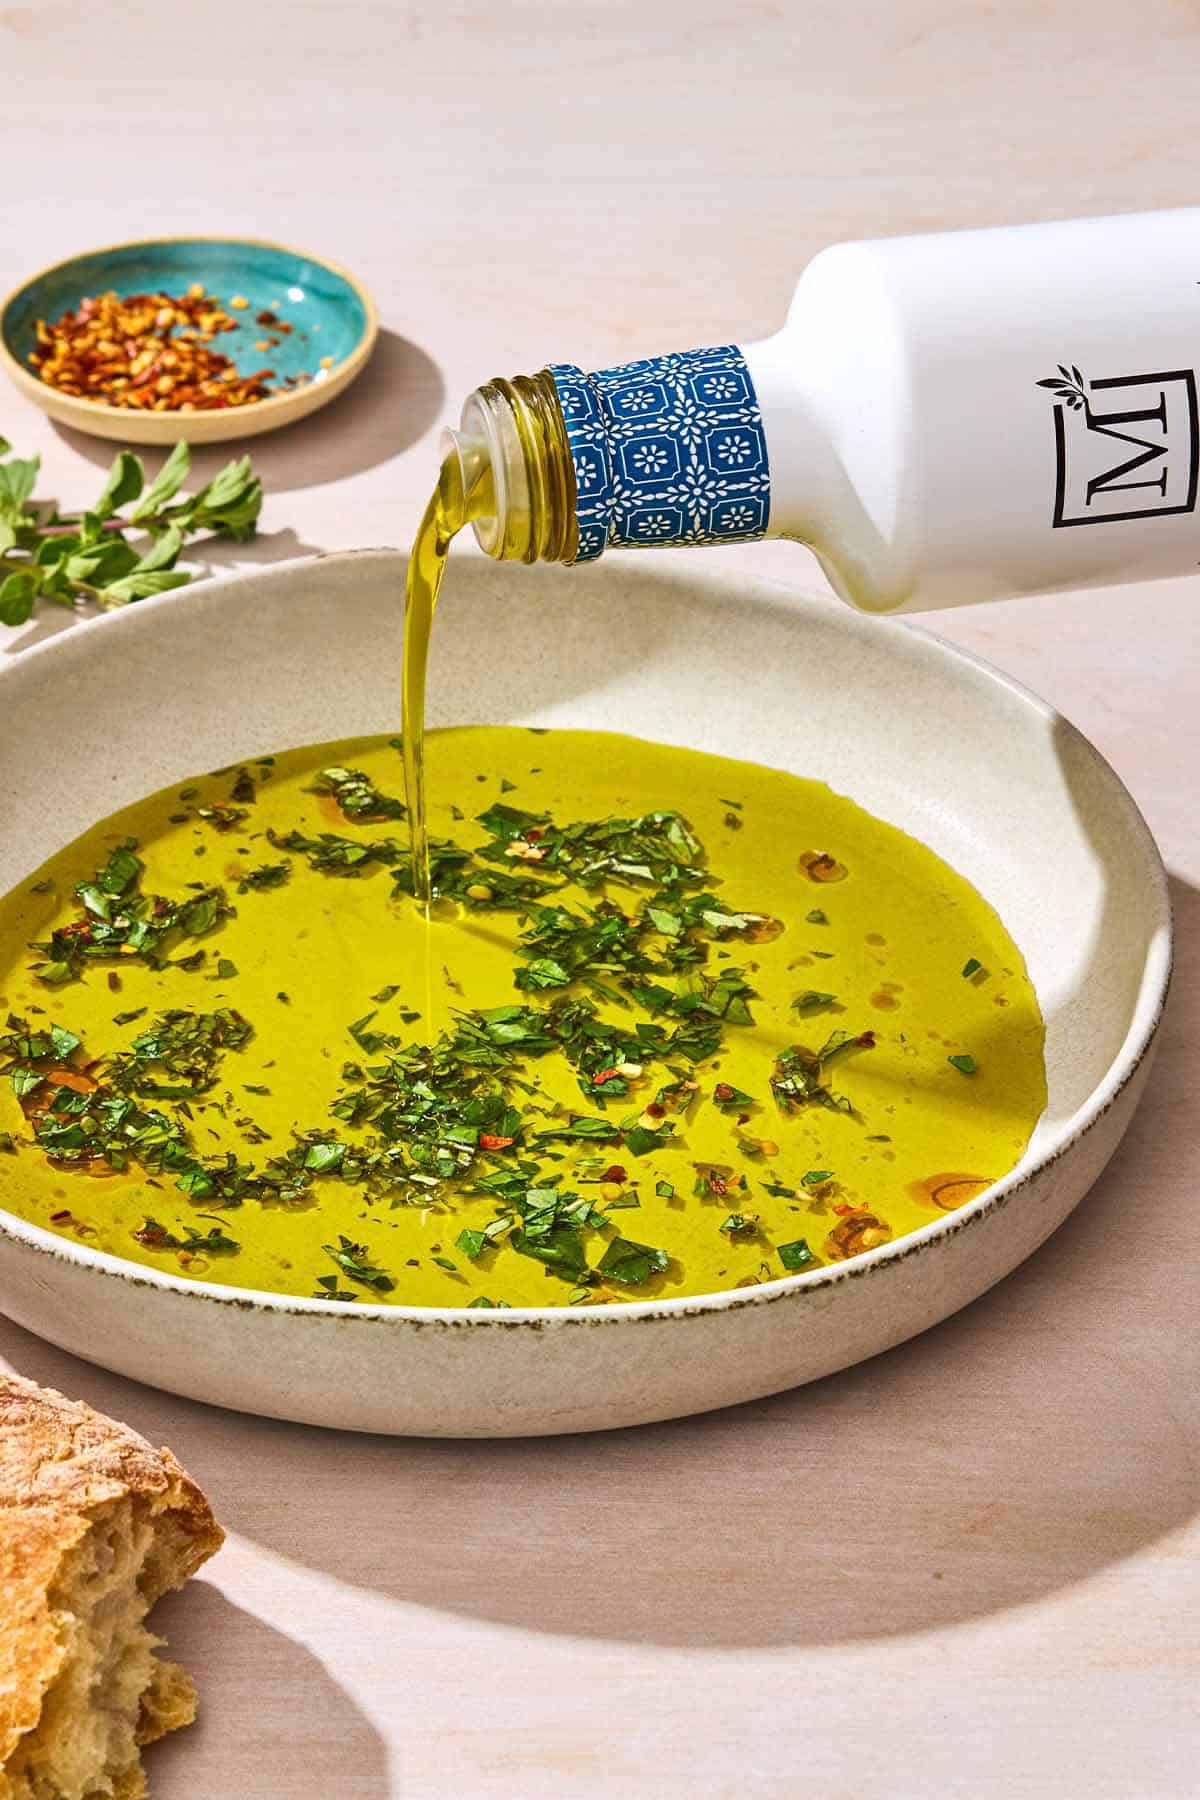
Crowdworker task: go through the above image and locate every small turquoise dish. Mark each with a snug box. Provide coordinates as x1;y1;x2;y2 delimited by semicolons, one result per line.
0;236;379;443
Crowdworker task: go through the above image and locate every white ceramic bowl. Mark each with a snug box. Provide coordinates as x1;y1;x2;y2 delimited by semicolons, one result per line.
0;550;1170;1435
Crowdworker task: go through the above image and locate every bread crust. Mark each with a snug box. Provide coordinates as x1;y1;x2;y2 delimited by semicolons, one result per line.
0;1372;223;1779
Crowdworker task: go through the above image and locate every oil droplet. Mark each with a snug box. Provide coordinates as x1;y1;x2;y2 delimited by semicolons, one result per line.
909;1172;992;1212
799;850;848;883
865;932;887;946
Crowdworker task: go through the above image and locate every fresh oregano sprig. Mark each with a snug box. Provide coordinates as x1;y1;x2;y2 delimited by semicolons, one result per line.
0;437;263;624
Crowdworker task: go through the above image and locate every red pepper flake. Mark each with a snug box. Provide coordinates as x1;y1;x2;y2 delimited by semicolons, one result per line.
478;1133;515;1150
591;1068;623;1085
832;1202;855;1216
28;288;280;411
50;1209;72;1223
857;1031;877;1049
714;1082;736;1102
645;1102;665;1119
602;1165;627;1184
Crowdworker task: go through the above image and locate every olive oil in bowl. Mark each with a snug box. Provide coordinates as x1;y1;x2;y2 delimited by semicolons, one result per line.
0;727;1044;1310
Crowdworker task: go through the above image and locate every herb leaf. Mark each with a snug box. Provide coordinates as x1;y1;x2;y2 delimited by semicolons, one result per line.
0;436;263;618
322;1236;395;1292
596;1236;669;1285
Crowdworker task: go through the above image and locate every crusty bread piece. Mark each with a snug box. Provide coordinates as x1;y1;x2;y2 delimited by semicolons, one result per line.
0;1373;223;1800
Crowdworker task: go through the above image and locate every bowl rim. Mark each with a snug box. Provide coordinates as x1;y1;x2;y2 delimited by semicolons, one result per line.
0;551;1173;1331
0;233;380;428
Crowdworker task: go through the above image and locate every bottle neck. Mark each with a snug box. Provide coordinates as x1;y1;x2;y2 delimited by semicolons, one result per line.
448;345;772;566
445;370;577;564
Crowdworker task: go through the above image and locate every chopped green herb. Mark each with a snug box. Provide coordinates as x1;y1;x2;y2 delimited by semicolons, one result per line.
196;803;247;833
268;827;405;875
947;1053;977;1075
806;909;828;925
801;1169;833;1186
313;1274;358;1302
511;1222;589;1281
312;766;406;822
770;1030;874;1114
597;1236;669;1285
961;958;983;979
303;1142;345;1173
777;1238;817;1271
712;1081;754;1111
109;1007;252;1100
322;1235;394;1292
132;1216;240;1254
623;1121;673;1156
238;861;290;893
30;845;232;984
346;1011;401;1057
719;1212;758;1236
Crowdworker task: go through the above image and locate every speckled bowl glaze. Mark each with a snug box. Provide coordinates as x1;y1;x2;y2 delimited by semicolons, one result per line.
0;237;377;443
0;550;1171;1435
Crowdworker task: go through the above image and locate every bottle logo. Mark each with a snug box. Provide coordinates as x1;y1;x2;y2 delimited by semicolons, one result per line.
1038;365;1199;527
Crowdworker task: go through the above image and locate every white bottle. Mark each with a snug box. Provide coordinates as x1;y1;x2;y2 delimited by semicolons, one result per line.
453;207;1200;612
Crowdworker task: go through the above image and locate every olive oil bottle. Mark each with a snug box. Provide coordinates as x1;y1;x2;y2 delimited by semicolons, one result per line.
442;206;1200;612
405;205;1200;897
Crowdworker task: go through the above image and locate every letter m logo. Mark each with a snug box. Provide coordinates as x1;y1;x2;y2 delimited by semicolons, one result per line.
1038;365;1200;527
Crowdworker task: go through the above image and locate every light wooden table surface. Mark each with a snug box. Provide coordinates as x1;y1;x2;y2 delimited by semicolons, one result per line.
2;3;1198;1795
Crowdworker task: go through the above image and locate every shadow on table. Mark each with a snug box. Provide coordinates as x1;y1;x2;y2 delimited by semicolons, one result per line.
3;875;1195;1652
145;1586;389;1800
49;327;444;493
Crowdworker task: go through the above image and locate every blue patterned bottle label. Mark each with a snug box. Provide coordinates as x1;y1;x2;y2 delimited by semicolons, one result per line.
548;347;771;563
